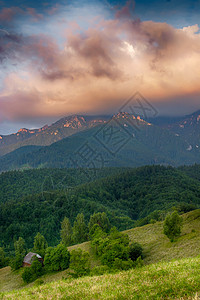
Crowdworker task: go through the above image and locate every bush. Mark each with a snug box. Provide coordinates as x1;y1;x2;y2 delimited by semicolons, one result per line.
10;254;23;271
129;242;143;261
101;240;129;268
90;265;109;276
22;267;33;283
163;211;183;242
112;258;134;271
34;279;44;286
133;256;144;268
93;227;130;268
22;257;44;283
89;224;107;240
69;249;90;277
44;244;70;272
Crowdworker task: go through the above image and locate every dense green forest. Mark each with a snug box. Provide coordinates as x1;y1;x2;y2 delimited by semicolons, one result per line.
1;165;200;254
179;164;200;181
0;167;124;204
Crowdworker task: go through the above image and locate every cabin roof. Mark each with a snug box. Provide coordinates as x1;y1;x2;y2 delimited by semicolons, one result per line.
23;252;42;264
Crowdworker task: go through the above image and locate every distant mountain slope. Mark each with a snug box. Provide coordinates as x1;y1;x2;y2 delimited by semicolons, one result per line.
0;115;110;156
164;110;200;150
0;112;199;172
0;126;47;156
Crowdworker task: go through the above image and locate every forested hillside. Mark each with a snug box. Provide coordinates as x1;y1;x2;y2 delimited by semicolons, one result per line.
1;165;200;253
0;167;122;204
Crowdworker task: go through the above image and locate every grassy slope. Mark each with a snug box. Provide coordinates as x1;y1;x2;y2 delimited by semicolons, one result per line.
0;209;200;297
68;209;200;265
1;257;200;299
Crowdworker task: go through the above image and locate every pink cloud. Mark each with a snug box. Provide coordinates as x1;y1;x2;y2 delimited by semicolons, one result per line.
115;0;135;20
1;16;200;122
0;7;21;22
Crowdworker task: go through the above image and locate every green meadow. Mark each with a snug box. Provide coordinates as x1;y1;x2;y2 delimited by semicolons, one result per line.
0;209;200;299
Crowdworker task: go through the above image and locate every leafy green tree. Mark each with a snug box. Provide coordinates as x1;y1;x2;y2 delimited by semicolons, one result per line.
72;213;88;244
90;224;108;254
93;227;130;268
44;244;70;272
163;211;183;242
90;224;107;240
129;242;143;261
60;217;72;246
101;240;130;268
11;237;26;270
14;237;26;257
33;232;48;257
89;212;111;234
70;249;90;277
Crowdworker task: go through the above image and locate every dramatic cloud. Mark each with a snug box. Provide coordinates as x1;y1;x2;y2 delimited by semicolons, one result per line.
1;2;200;125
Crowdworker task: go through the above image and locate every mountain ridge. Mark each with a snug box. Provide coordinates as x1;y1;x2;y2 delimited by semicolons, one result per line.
0;115;111;156
1;110;200;171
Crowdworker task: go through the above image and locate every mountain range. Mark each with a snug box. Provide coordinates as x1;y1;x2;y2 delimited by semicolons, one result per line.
0;115;110;157
0;110;200;172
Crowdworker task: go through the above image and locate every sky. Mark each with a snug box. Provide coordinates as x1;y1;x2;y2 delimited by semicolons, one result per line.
0;0;200;134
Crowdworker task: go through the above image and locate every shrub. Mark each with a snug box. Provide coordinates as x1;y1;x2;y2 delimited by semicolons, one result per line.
133;256;144;268
10;254;23;271
22;267;33;283
129;242;143;261
69;249;90;277
90;265;109;276
93;227;130;268
22;257;44;283
44;244;70;272
101;240;129;268
34;279;44;286
89;224;107;240
112;258;134;271
163;211;183;242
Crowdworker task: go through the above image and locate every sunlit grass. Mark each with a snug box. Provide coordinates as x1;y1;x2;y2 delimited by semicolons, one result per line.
1;256;200;299
0;209;199;296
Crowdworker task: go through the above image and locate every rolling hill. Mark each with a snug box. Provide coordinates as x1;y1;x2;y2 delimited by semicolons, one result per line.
0;209;200;299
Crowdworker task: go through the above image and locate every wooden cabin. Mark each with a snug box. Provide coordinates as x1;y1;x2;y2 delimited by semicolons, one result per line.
23;252;43;267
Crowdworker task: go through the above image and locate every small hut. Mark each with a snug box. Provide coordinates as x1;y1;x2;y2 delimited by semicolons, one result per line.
23;252;43;267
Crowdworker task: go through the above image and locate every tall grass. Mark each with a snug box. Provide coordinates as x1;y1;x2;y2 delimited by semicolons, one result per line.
1;256;200;299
